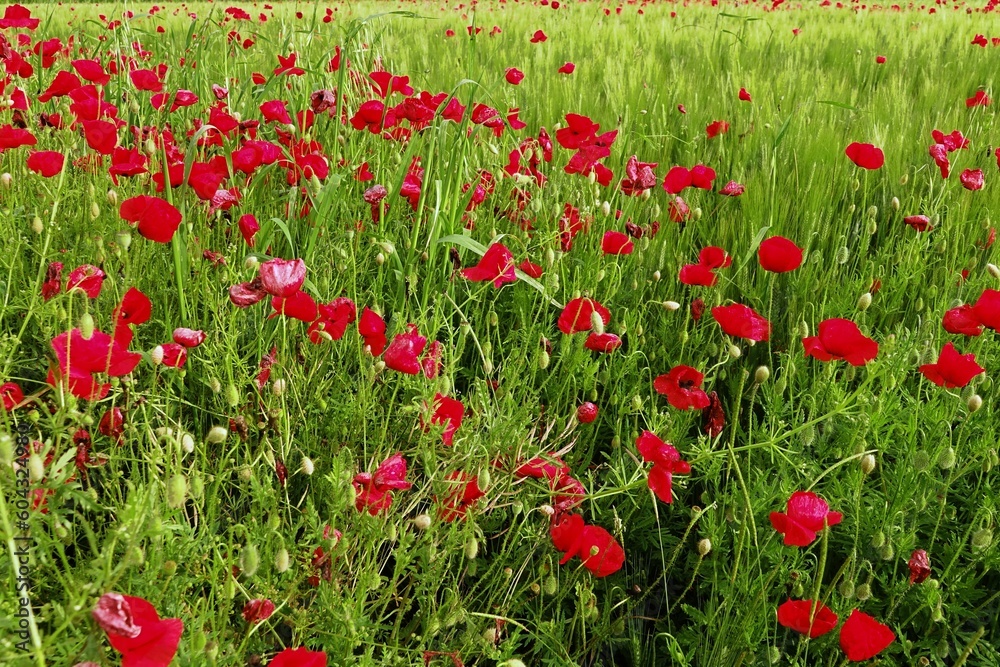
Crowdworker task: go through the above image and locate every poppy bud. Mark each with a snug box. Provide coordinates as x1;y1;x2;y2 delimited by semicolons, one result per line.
239;465;253;482
206;426;228;444
967;394;982;413
413;513;432;530
857;292;872;311
937;446;956;470
861;453;876;474
697;538;712;556
913;450;930;471
125;545;145;566
867;205;878;219
225;383;240;407
988;263;1000;280
852;178;860;191
0;173;11;188
836;246;849;264
31;216;44;234
180;432;194;453
300;456;314;475
600;201;611;217
971;527;993;550
150;345;165;365
728;344;741;359
272;379;286;396
537;349;550;369
855;582;872;601
754;366;770;383
163;560;177;575
465;537;479;560
891;197;900;211
542;576;557;596
90;201;100;220
642;188;652;201
144;138;156;155
77;312;95;340
692;207;702;221
242;544;260;577
107;189;118;205
587;171;597;185
880;542;894;560
539;504;555;516
28;452;45;482
663;300;680;311
899;173;909;185
839;580;855;598
167;474;187;508
387;523;397;542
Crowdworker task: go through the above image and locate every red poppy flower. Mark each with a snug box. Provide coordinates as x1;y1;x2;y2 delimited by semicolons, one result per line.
259;258;306;298
758;236;803;272
803;319;878;366
67;264;105;298
271;291;318;322
876;55;886;64
635;431;691;503
119;196;183;243
129;68;163;92
942;304;983;336
82;119;117;155
706;120;729;138
270;647;328;667
654;365;711;410
518;260;543;279
38;71;81;103
602;230;634;255
845;142;884;170
438;471;486;522
426;393;464;446
41;261;63;301
932;129;969;151
839;610;895;662
679;246;731;286
904;215;932;232
1;382;24;411
112;287;152;347
966;90;991;108
72;59;110;85
739;87;752;102
0;125;37;150
353;452;412;515
0;4;39;29
777;599;838;638
505;67;524;85
530;29;548;43
95;594;183;667
769;490;842;547
719;180;745;196
237;214;259;247
584;332;622;353
558;62;576;74
550;513;625;578
972;289;1000;331
663;165;715;193
172;328;206;348
960;168;984;191
908;549;930;585
241;598;275;624
27;151;64;177
98;407;125;443
712;304;771;342
928;143;950;178
158;343;187;368
919;342;984;388
558;297;611;335
461;243;516;288
359;307;387;355
384;324;427;374
274;53;304;77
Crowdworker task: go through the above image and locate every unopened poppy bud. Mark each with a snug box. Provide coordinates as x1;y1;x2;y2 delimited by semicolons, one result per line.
861;453;876;474
465;537;479;560
378;240;395;255
107;189;118;205
272;379;286;396
482;628;499;644
600;201;611;217
163;560;177;575
167;474;187;508
125;545;145;566
28;452;45;482
537;349;550;370
891;196;900;211
244;255;260;272
836;246;850;264
692;207;703;221
90;202;101;220
115;230;132;251
754;366;770;384
855;583;872;601
225;383;240;407
150;345;165;365
180;432;194;453
641;188;652;201
857;292;872;311
373;360;386;374
300;456;314;475
988;263;1000;280
0;172;11;188
663;300;681;311
587;170;598;185
728;344;741;359
590;311;605;335
78;312;95;340
539;504;555;516
899;173;909;186
937;446;956;470
867;205;878;219
31;216;44;234
972;528;993;550
697;538;712;556
880;542;894;560
967;394;982;413
375;252;385;266
847;204;856;215
545;247;556;267
242;544;259;577
413;513;432;530
852;178;861;191
489;310;499;327
206;426;228;444
839;580;855;598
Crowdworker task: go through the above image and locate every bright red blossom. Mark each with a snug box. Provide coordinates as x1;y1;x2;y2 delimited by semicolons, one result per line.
654;365;710;410
635;431;691;504
461;243;516;288
803;319;878;366
845;142;885;170
776;599;839;638
839;610;895;662
918;342;984;388
758;236;803;272
769;491;843;547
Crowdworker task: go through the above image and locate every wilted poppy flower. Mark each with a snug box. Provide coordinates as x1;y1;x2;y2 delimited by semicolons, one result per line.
172;328;206;348
960;168;984;191
359;307;387;355
438;471;486;522
384;325;427;374
706;120;729;138
550;513;625;577
839;610;895;662
601;231;634;255
269;647;327;667
67;265;105;299
242;599;275;624
1;382;24;411
919;342;984;388
584;332;622;353
908;549;930;585
845;142;884;170
904;215;932;232
353;452;412;515
712;304;771;342
558;298;611;335
461;243;516;288
702;391;725;437
95;594;183;667
928;143;950;178
966;91;991;108
119;196;183;243
426;393;464;446
259;258;306;298
972;289;1000;331
98;407;125;443
41;261;63;301
776;599;839;638
635;431;691;503
668;196;690;223
803;319;878;366
654;365;710;410
769;491;842;547
758;236;803;272
558;62;575;74
27;151;65;177
739;87;752;102
505;67;524;85
932;129;969;151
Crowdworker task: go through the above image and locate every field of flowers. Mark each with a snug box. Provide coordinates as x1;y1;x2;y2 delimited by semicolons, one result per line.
1;0;999;665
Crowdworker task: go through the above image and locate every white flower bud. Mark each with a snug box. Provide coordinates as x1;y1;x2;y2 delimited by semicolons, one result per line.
413;514;432;530
754;366;770;383
663;300;681;311
0;173;11;188
891;196;900;211
590;311;605;335
857;292;873;311
150;345;165;365
987;263;1000;280
697;538;712;556
861;453;876;475
206;426;228;444
271;379;286;396
600;201;611;217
